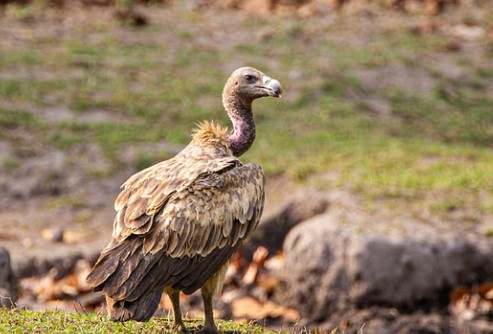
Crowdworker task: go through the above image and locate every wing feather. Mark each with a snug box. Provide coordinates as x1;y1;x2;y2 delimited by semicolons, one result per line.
87;151;265;303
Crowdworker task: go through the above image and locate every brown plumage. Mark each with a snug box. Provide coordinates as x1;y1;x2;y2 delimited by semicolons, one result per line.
86;67;282;333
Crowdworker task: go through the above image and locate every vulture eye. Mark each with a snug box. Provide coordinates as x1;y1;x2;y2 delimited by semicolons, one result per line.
244;74;255;82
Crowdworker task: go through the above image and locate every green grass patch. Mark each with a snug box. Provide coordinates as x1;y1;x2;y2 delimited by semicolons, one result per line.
0;108;38;129
0;78;64;104
2;158;20;171
48;196;88;210
0;309;269;334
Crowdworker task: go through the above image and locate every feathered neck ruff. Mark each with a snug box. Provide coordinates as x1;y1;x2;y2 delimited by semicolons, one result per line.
191;121;231;151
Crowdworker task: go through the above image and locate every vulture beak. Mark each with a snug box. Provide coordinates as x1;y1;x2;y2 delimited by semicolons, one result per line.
262;75;283;98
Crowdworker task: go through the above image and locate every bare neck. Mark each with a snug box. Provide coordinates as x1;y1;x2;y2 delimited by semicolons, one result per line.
223;94;255;157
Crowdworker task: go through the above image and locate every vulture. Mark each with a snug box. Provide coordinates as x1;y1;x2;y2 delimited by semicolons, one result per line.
86;67;282;333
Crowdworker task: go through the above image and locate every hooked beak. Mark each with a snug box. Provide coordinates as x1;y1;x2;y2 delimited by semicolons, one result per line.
262;75;283;98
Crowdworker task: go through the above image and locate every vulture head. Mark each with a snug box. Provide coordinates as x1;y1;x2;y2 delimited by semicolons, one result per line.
221;66;282;157
223;67;282;103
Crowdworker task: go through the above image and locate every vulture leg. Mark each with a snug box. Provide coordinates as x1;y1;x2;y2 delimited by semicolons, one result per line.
199;262;229;334
165;287;188;332
200;286;217;334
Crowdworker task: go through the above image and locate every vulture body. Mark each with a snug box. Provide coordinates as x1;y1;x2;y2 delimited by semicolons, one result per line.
86;67;282;333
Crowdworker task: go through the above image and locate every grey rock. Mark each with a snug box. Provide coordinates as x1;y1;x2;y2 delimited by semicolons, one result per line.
276;213;493;322
243;191;329;260
0;247;19;308
13;252;85;279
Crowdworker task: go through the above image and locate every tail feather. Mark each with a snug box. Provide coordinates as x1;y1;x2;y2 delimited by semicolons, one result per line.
106;287;162;322
86;237;141;292
86;253;120;291
102;243;147;297
113;250;166;301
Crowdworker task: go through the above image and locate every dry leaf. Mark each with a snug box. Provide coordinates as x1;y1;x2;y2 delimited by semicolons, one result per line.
243;246;269;285
20;260;92;301
231;296;299;322
450;283;493;321
0;231;19;240
478;282;493;299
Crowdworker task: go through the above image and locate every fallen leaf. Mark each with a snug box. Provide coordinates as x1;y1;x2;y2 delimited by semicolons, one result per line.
243;246;269;285
478;282;493;300
0;231;19;240
231;296;299;322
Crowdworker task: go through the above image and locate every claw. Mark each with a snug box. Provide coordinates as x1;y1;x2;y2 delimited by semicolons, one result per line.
174;321;189;333
199;326;219;334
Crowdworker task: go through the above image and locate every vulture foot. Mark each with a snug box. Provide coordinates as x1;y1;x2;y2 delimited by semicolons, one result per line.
173;322;189;333
198;326;218;334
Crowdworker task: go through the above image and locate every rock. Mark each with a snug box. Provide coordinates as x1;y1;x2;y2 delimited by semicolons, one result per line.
315;307;481;334
275;218;350;321
275;213;493;322
0;247;19;308
243;191;329;260
13;252;84;279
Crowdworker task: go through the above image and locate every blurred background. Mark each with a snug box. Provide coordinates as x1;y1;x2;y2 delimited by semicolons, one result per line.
0;0;492;332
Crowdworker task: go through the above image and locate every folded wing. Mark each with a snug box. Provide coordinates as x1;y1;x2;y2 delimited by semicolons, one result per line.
86;157;264;301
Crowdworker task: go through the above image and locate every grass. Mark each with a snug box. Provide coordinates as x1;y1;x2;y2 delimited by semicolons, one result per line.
0;5;492;218
0;309;269;334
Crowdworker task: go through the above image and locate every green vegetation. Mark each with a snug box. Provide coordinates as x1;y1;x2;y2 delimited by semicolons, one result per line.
0;6;492;219
0;309;269;334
